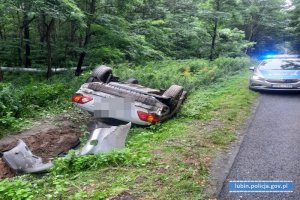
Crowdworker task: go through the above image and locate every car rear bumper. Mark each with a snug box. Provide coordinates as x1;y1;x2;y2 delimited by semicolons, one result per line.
75;101;152;126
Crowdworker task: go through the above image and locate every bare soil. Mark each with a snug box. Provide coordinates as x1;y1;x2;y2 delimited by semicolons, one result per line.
109;192;139;200
0;114;86;179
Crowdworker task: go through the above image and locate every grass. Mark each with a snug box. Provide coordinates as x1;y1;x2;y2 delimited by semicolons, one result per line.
0;69;258;200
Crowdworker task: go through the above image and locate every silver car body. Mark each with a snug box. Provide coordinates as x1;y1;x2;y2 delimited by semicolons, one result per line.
74;82;174;125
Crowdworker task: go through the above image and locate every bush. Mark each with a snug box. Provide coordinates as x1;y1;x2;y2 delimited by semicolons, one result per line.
51;149;150;175
113;57;250;91
0;71;89;131
20;83;67;110
0;83;22;128
0;179;35;200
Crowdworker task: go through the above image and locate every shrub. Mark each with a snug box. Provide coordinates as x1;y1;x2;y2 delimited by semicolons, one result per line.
0;179;35;200
51;149;150;175
20;83;67;109
0;83;22;128
113;57;250;92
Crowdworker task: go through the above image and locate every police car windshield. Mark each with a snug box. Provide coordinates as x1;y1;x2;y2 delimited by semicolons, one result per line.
259;59;300;70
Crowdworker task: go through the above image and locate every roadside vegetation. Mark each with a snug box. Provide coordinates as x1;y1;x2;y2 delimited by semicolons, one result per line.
0;58;258;199
0;57;250;136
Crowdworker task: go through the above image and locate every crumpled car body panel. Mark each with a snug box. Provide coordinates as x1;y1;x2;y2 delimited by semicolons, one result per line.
2;140;53;173
2;123;131;173
79;123;131;155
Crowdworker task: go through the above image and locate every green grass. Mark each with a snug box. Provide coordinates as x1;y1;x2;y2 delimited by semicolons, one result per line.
0;69;258;200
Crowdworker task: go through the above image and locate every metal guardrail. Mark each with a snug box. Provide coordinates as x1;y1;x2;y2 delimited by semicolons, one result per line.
0;66;89;73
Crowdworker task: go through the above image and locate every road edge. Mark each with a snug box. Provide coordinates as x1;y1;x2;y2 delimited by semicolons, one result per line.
206;95;262;199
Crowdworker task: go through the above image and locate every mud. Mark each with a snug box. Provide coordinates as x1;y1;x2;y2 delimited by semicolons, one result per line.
0;115;84;179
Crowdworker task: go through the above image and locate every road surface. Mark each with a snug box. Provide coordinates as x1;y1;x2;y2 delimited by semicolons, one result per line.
219;92;300;200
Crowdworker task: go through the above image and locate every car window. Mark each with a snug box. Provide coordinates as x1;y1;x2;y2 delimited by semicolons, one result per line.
259;59;300;70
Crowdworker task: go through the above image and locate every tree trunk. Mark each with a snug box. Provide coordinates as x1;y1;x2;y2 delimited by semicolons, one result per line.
46;31;52;79
39;14;46;45
75;52;86;76
0;28;3;40
23;13;31;68
65;21;76;65
46;19;54;79
209;0;220;61
17;11;23;67
18;39;23;67
75;0;96;76
244;22;254;54
0;69;3;82
210;18;218;61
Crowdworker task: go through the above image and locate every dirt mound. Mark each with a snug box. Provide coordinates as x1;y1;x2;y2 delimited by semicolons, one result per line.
0;115;83;179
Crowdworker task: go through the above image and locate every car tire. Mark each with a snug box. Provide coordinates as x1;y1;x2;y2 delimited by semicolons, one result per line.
164;85;184;99
86;76;98;83
163;85;184;109
92;65;113;83
126;78;139;84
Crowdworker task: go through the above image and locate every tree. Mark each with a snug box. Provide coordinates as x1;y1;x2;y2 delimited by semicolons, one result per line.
0;0;296;73
0;68;3;81
75;0;96;76
1;0;35;67
236;0;288;56
199;0;244;60
289;0;300;53
34;0;85;78
209;0;220;60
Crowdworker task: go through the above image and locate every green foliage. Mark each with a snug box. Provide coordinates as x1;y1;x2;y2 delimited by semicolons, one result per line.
180;90;215;119
0;83;22;128
0;0;276;68
0;72;87;133
0;179;35;200
290;0;300;53
0;82;68;130
68;192;89;200
51;149;150;174
113;57;251;91
235;0;290;55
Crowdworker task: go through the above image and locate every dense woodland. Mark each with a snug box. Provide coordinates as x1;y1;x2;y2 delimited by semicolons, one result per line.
0;0;299;79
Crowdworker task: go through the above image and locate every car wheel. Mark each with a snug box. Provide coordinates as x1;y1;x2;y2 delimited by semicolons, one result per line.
126;78;139;84
163;85;184;109
92;65;113;83
164;85;184;99
86;76;98;83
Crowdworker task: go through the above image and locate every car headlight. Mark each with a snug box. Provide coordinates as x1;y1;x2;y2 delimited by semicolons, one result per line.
252;75;265;81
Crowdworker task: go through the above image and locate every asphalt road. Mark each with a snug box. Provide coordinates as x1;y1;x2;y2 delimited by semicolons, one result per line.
219;92;300;200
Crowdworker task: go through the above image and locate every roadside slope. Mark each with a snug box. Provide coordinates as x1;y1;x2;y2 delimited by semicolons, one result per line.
0;70;258;200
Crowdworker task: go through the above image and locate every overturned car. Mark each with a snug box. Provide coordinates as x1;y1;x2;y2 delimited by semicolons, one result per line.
72;65;187;126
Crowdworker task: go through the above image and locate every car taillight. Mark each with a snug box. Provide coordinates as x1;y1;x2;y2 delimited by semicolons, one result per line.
72;94;93;104
137;111;160;124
